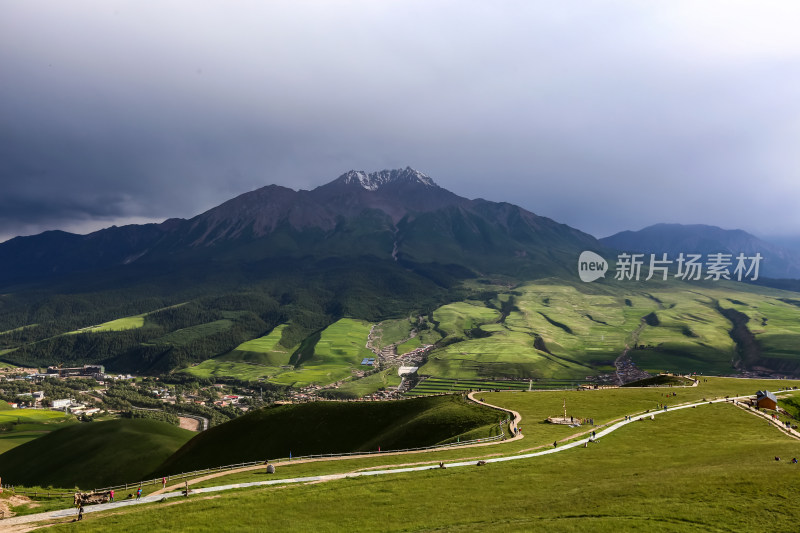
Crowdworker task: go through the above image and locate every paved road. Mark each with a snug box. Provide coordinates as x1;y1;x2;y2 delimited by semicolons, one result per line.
3;395;755;529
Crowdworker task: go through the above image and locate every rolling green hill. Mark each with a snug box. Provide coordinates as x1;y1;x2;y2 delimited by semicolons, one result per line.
154;395;503;476
0;419;194;488
35;380;800;532
0;406;77;454
418;278;800;380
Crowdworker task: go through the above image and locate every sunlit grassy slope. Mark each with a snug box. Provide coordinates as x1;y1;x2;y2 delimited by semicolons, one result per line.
268;318;374;387
184;324;296;381
420;278;800;380
45;380;800;532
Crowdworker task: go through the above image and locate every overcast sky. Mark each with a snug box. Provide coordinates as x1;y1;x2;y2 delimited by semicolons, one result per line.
2;1;800;243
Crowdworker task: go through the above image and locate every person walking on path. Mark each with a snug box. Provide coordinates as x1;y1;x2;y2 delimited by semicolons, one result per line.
553;441;557;448
77;504;84;521
109;489;114;502
162;477;167;489
136;487;142;500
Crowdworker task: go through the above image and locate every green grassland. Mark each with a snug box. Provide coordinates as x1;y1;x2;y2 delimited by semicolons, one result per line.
183;324;295;381
0;418;194;488
183;319;374;386
372;317;416;350
43;380;800;532
0;324;38;336
68;315;146;334
325;367;403;398
8;277;800;388
418;279;800;381
407;377;545;396
433;301;501;339
181;360;280;381
0;406;78;454
268;318;374;387
149;319;234;346
219;324;294;366
395;335;422;354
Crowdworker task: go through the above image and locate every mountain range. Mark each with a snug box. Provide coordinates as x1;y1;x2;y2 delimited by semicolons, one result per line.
0;167;598;288
601;223;800;279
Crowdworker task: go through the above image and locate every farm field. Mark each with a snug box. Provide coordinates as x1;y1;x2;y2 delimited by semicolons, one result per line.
0;407;77;454
34;377;800;532
68;315;146;334
182;360;283;381
149;319;234;346
325;367;402;398
268;318;374;388
406;377;582;396
183;319;375;387
372;318;416;350
184;324;295;381
395;336;422;354
418;279;800;381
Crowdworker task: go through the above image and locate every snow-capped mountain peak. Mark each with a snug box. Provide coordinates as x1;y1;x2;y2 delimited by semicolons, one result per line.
339;167;437;191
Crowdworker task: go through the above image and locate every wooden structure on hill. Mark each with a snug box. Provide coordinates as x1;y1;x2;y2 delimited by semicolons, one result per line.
756;390;778;410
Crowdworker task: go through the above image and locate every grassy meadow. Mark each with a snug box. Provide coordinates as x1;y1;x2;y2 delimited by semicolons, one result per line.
417;279;800;382
40;379;800;532
268;318;374;387
68;315;146;334
0;407;76;454
326;367;402;398
372;317;416;350
184;324;295;381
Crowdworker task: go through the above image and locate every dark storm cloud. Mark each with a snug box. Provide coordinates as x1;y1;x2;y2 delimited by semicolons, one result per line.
2;1;800;243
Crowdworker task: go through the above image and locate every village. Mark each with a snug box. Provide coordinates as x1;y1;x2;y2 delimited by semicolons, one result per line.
0;337;438;427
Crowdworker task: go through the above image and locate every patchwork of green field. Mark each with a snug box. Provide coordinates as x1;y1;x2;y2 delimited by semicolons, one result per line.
268;318;374;387
406;377;587;396
632;284;800;374
182;360;281;381
0;408;77;454
711;288;800;361
419;279;800;381
327;367;403;398
406;377;531;396
433;301;501;340
184;325;296;381
395;336;422;354
149;319;233;346
372;318;415;350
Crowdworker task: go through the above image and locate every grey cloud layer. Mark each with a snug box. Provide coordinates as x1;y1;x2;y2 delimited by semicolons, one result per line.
2;1;800;242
